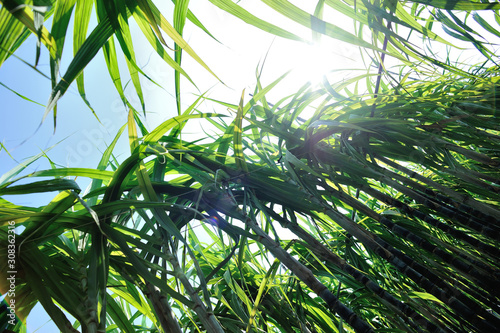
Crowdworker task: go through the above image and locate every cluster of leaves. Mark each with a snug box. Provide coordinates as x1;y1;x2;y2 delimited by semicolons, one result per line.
1;0;500;332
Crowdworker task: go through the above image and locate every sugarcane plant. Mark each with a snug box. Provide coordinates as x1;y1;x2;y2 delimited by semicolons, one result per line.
1;0;499;332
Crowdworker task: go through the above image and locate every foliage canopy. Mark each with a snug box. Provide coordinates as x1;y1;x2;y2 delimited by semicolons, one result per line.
0;0;499;332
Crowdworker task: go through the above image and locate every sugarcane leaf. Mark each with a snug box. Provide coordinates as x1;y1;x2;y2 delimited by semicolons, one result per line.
233;90;248;173
106;293;138;333
0;0;57;58
246;256;281;332
208;0;306;42
408;291;444;304
0;6;28;67
86;123;127;207
102;35;126;105
0;81;45;106
0;146;56;186
102;0;146;112
143;112;225;145
261;0;406;61
472;12;500;38
44;15;114;121
132;6;195;87
133;0;222;82
100;223;194;307
128;109;139;153
409;0;500;10
73;0;94;112
173;0;190;116
5;169;114;190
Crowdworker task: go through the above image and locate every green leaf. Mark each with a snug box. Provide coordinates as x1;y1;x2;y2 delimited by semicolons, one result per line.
409;0;500;10
73;0;95;112
233;90;248;173
408;291;444;304
173;0;190;116
0;179;80;195
209;0;306;42
0;81;45;106
133;0;222;82
106;293;137;333
0;146;55;186
44;15;114;122
143;112;225;145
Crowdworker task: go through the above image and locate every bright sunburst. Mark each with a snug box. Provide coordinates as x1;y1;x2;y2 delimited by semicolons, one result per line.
280;40;358;89
292;43;334;85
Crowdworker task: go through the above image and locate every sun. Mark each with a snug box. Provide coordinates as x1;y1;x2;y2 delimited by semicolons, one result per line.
287;42;346;87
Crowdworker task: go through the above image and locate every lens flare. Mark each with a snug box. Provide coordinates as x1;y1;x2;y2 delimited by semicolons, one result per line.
203;215;219;226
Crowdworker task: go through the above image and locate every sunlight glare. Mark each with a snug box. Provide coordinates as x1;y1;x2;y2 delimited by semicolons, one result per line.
288;42;340;87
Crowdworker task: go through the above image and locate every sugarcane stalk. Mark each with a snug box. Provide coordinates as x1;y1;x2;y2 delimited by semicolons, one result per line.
375;155;500;220
266;207;446;333
261;145;499;327
200;188;374;333
243;212;375;333
415;188;500;236
164;244;224;333
145;282;183;333
242;153;500;330
442;167;500;197
453;166;500;185
358;182;500;259
281;178;500;331
322;175;500;299
374;235;500;329
372;154;500;223
355;183;500;308
181;150;500;330
314;145;500;230
430;136;500;167
316;178;499;293
354;164;500;241
361;157;500;232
